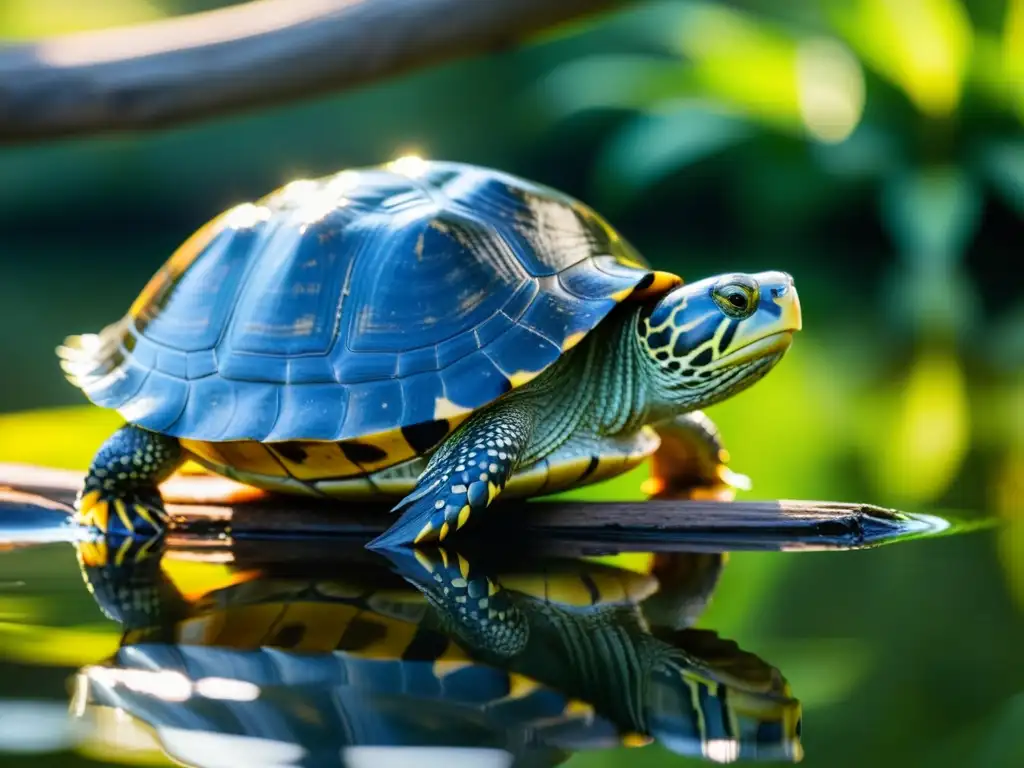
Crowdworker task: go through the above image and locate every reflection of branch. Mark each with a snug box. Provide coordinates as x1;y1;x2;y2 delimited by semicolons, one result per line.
0;0;624;143
0;461;912;553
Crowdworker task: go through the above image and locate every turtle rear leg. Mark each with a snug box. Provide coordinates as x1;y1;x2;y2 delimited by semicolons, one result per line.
366;401;535;549
75;424;183;537
643;411;751;499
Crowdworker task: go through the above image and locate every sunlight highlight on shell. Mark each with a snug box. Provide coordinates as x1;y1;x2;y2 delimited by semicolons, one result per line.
223;202;271;230
387;153;429;178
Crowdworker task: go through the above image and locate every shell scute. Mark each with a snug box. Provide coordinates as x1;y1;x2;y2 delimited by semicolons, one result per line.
341;380;404;439
134;220;260;353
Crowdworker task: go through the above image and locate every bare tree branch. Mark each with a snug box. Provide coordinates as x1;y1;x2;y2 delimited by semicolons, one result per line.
0;0;625;143
0;461;926;554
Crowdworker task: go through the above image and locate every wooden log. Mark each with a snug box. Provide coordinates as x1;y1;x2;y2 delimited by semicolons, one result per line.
0;461;937;555
0;0;625;143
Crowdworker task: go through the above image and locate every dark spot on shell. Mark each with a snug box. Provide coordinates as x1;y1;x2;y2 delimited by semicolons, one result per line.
402;419;451;455
338;617;387;651
579;574;602;605
691;348;714;367
400;627;449;661
274;443;309;463
271;623;306;648
635;273;655;290
667;361;681;371
579;455;601;480
655;351;669;361
682;368;695;376
340;441;389;464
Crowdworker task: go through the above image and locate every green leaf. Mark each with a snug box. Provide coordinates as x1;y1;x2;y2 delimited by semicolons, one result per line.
671;1;864;140
590;101;754;206
828;0;974;117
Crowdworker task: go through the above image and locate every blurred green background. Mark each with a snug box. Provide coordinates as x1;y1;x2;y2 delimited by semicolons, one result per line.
0;0;1022;766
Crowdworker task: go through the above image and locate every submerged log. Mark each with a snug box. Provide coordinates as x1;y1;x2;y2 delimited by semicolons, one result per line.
0;461;932;555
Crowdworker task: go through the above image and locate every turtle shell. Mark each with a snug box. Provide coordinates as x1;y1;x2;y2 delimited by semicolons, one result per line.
60;160;677;468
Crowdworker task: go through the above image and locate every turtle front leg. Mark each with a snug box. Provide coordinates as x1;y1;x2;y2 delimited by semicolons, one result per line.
643;411;751;499
366;401;534;549
75;424;184;537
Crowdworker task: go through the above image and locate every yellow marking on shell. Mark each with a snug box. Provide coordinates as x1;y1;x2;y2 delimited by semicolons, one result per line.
622;732;654;748
366;475;418;497
270;442;363;481
564;699;596;719
414;522;435;544
506;673;543;700
188;603;285;649
457;505;471;530
507;370;542;388
439;548;450;568
487;482;500;502
439;521;450;540
433;658;476;678
543;455;598;493
129;209;232;320
166;565;262;604
276;603;375;653
561;331;588;352
183;440;290;480
112;500;135;534
457;554;471;580
500;464;548;498
488;580;499;597
338;614;421;660
608;287;634;302
341;428;420;473
631;271;684;299
314;476;378;498
434;397;472;421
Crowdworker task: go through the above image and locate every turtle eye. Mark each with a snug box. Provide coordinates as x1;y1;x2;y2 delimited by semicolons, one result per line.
712;280;757;318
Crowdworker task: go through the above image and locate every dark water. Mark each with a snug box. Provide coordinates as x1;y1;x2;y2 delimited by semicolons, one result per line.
0;499;1018;768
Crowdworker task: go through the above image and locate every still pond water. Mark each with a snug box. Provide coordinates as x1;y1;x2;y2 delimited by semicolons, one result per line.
0;490;1019;768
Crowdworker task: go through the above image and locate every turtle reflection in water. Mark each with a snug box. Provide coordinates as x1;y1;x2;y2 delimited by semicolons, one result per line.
71;544;801;767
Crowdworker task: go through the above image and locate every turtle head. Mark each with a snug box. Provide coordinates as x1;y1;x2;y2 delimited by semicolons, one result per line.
637;271;802;413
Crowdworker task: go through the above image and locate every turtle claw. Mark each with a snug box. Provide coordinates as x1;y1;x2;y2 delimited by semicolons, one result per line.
718;465;752;492
74;488;168;538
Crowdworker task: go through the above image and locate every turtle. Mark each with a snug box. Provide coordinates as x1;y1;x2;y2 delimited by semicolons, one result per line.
58;156;802;549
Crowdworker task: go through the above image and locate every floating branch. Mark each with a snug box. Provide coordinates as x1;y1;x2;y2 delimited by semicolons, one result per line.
0;0;624;143
0;461;935;555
